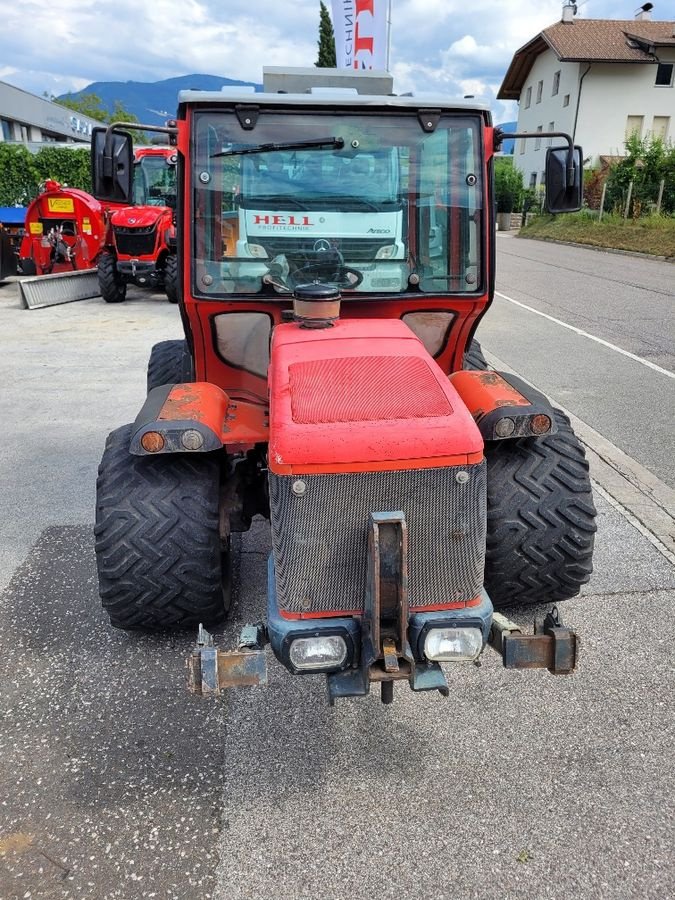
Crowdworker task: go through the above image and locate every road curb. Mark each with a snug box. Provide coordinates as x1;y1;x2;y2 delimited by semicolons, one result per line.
515;233;675;264
486;349;675;566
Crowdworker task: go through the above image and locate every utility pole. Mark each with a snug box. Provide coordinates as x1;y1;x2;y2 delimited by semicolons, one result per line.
385;0;393;71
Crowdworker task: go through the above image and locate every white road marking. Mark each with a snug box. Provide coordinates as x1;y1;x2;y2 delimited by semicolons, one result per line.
495;290;675;380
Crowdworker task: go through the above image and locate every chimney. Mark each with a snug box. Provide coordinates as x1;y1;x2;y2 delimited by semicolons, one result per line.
562;2;577;23
635;3;653;20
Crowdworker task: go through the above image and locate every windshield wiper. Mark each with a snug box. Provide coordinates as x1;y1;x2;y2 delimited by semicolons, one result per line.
211;137;344;158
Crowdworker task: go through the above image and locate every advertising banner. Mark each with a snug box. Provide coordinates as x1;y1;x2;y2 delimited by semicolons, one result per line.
331;0;388;70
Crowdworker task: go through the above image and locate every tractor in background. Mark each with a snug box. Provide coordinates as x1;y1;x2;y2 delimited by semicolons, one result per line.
98;147;178;303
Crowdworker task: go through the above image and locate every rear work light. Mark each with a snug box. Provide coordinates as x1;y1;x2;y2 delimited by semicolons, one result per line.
424;627;483;662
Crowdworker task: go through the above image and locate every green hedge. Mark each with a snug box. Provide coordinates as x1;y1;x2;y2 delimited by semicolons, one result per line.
494;156;525;213
0;144;91;206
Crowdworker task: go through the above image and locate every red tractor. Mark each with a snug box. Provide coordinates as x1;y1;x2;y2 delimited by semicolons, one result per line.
91;69;595;704
97;146;178;303
19;179;108;276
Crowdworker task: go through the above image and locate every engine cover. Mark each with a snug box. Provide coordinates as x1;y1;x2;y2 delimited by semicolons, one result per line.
268;319;486;618
269;319;483;473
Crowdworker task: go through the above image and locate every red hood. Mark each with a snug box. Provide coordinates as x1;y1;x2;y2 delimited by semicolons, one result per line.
110;205;170;228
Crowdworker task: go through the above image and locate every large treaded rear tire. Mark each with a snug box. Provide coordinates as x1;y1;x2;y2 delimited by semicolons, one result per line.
146;340;193;393
98;251;126;303
484;408;596;608
94;425;229;629
463;339;488;370
164;253;178;303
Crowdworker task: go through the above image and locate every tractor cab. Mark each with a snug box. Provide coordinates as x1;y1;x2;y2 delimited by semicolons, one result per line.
132;148;177;208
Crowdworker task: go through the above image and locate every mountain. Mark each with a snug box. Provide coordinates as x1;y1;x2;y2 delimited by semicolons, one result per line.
496;122;518;155
57;74;262;126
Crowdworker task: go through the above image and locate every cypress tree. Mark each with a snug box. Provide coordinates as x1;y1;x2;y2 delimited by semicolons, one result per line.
316;1;337;67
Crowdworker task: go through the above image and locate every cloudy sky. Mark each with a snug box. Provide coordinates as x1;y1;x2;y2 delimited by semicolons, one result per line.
0;0;655;120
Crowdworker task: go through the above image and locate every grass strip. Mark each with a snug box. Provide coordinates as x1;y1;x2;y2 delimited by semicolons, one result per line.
520;212;675;258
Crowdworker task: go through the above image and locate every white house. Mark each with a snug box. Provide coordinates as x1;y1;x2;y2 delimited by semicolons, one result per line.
498;3;675;189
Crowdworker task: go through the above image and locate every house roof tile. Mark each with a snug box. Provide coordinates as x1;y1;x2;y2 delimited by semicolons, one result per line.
498;19;675;100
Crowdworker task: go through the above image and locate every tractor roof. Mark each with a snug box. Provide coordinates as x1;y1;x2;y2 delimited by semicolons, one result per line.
178;67;489;114
177;87;490;114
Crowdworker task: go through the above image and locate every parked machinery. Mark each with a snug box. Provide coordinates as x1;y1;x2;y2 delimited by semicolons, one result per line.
91;68;594;704
98;147;178;303
19;180;107;276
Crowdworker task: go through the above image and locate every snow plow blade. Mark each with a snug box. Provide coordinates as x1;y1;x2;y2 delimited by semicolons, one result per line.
20;269;100;310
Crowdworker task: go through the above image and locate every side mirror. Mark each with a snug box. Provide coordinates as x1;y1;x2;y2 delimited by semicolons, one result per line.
545;145;583;214
91;126;133;204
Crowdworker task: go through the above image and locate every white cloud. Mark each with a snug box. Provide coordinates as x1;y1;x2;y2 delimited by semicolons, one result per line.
0;0;627;120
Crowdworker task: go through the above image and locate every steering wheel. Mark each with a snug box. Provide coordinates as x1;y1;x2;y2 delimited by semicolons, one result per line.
295;248;363;289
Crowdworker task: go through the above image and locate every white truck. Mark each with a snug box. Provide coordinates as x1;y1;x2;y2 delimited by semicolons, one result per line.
232;143;409;293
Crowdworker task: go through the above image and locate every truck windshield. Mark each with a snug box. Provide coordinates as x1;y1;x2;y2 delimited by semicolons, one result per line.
192;110;483;297
133;154;176;207
239;148;399;207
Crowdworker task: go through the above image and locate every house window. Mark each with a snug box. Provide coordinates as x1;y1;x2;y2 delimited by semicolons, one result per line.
535;125;543;150
563;94;570;107
536;80;543;103
530;173;537;190
652;116;670;140
625;115;644;138
519;139;526;155
655;63;674;87
0;118;12;141
524;86;532;109
552;71;560;96
547;121;555;147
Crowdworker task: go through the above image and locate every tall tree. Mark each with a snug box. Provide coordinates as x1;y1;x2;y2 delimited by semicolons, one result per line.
56;93;139;125
56;93;109;122
316;1;337;67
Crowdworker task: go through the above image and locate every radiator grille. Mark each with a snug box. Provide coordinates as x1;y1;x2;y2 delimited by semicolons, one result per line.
260;237;391;262
269;462;486;615
113;226;157;257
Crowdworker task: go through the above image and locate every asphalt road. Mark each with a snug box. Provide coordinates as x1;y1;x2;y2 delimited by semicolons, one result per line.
1;243;674;900
481;235;675;489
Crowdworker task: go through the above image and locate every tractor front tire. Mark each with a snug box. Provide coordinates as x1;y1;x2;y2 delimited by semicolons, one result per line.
484;408;596;608
146;340;193;393
463;338;488;370
164;253;178;303
94;425;229;630
98;251;126;303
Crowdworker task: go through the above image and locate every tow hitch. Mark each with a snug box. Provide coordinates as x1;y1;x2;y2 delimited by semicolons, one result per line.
488;607;578;675
187;623;267;696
